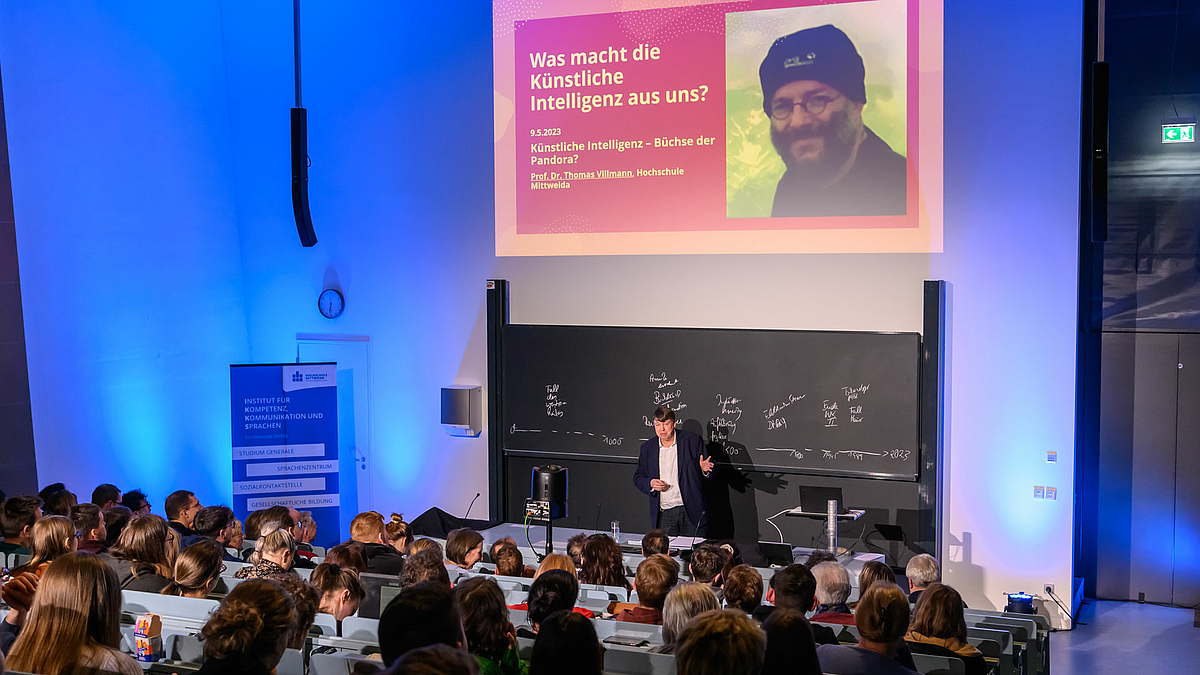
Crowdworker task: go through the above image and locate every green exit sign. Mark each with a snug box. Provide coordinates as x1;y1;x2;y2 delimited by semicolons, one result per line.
1163;123;1195;143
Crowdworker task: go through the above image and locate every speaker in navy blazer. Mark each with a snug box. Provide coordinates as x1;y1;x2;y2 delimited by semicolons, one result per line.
633;427;710;529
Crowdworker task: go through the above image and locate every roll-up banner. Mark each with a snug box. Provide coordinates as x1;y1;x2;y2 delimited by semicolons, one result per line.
230;363;340;547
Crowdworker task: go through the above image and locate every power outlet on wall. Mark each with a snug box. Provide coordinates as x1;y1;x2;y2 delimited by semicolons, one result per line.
1044;583;1055;597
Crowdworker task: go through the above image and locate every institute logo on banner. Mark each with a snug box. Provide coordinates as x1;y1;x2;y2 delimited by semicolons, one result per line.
283;364;337;392
292;371;304;383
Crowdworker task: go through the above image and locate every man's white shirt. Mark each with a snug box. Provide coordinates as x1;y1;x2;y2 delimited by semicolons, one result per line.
658;437;684;509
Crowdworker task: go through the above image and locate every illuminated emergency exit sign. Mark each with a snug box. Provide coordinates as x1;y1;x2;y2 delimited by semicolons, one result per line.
1162;123;1195;143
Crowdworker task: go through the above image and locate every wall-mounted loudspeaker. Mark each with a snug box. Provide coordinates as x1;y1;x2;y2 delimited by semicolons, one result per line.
292;107;317;247
441;385;482;437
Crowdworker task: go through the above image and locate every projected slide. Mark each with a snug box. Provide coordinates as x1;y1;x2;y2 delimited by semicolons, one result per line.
494;0;942;256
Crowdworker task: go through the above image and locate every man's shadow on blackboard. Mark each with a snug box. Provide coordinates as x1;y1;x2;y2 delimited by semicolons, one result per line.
680;418;789;542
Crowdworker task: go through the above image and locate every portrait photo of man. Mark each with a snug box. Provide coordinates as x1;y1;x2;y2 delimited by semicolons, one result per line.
758;24;907;217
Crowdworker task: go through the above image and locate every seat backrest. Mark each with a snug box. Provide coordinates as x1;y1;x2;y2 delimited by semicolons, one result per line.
123;590;219;623
342;615;380;642
164;632;206;663
277;648;305;675
911;653;966;675
603;643;676;675
311;612;339;636
310;651;383;675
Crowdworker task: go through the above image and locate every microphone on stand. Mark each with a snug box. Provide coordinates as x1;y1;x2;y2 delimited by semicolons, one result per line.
464;492;481;520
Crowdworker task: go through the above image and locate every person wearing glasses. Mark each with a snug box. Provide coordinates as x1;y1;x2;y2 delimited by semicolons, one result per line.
759;24;906;217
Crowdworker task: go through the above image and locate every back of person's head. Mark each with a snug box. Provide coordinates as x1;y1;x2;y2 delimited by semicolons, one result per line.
103;505;133;547
261;505;296;530
324;541;368;574
400;548;452;588
91;483;121;508
676;609;766;675
7;552;123;673
163;539;225;597
351;511;387;543
111;514;176;576
566;532;587;568
494;543;524;577
761;609;821;675
311;562;366;604
689;543;723;584
715;542;743;587
526;569;579;626
408;537;443;558
635;554;679;609
43;488;77;516
529;610;603;675
244;509;268;540
453;576;512;662
489;536;516;563
769;564;817;612
905;553;941;590
642;529;670;556
580;533;629;589
25;515;77;569
38;482;66;503
803;549;837;569
164;490;195;521
811;561;850;606
0;494;42;539
272;575;320;648
201;578;296;667
70;503;105;540
858;560;897;599
393;644;480;675
723;564;763;613
662;582;721;646
251;521;297;564
910;582;968;643
535;553;577;579
121;488;149;513
193;505;235;538
379;580;465;666
445;528;484;567
854;582;910;644
297;510;316;541
386;513;412;550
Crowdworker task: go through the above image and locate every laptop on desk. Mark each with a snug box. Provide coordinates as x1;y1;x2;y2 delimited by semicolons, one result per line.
799;486;851;515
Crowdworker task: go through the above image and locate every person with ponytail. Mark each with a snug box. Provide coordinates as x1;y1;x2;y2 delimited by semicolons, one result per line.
8;515;77;577
311;562;366;620
386;513;413;554
102;513;177;592
7;552;142;675
815;582;918;675
162;539;226;598
197;578;296;675
234;522;297;579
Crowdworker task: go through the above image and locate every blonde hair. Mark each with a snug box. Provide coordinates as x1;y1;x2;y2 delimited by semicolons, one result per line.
535;553;577;579
16;515;76;573
249;522;297;564
109;514;176;578
662;582;720;645
408;538;443;558
8;553;125;673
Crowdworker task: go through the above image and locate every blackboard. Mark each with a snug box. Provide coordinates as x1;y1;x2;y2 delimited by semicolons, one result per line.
502;325;921;480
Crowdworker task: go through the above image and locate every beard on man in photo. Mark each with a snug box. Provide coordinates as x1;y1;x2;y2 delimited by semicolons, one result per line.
759;24;907;218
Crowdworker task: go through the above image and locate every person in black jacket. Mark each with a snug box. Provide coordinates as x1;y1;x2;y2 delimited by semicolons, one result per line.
754;563;838;645
349;511;405;575
633;406;714;536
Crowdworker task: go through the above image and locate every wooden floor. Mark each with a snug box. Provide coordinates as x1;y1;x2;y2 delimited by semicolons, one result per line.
1052;600;1199;673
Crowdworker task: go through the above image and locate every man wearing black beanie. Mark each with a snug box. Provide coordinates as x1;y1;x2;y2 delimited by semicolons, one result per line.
759;24;906;217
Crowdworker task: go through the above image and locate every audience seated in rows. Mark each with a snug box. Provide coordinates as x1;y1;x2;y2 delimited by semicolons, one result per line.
198;578;296;675
69;504;107;555
296;510;318;553
906;553;941;604
487;536;516;566
43;487;77;517
6;552;142;675
724;564;763;615
91;483;122;510
311;561;367;620
641;529;669;556
347;511;406;575
258;505;316;568
379;581;466;667
904;583;986;675
165;489;202;537
454;576;527;675
516;569;579;637
755;563;837;644
12;515;77;578
393;644;480;675
817;582;917;675
103;513;178;592
565;532;586;570
495;542;532;578
400;548;452;588
161;539;225;598
762;609;822;675
446;528;485;571
408;536;443;558
228;516;245;550
676;609;765;675
237;522;298;579
386;513;412;554
654;582;720;655
102;505;132;549
534;553;575;578
120;489;152;516
244;507;269;542
809;561;854;625
579;533;631;593
188;505;242;561
325;540;369;574
616;553;677;625
687;543;725;599
529;610;603;675
0;495;42;556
